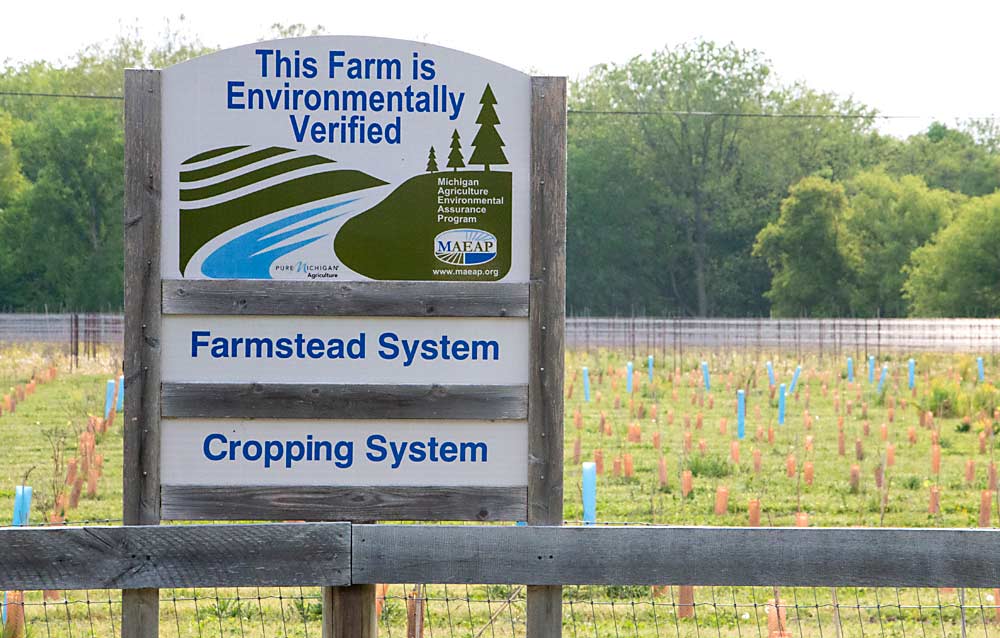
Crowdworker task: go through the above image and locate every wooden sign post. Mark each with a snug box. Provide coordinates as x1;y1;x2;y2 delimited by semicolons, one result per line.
124;37;564;638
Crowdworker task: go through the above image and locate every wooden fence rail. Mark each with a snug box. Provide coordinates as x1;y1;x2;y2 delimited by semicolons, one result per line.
0;522;350;590
2;523;999;591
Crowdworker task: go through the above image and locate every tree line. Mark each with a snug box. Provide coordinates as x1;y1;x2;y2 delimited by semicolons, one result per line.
568;41;1000;318
1;31;998;316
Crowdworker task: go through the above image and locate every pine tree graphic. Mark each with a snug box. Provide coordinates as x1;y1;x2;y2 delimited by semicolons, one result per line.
447;129;465;171
469;84;508;171
426;146;438;172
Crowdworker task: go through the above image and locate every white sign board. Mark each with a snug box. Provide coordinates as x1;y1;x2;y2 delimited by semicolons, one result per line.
160;36;531;283
161;316;530;384
161;419;527;487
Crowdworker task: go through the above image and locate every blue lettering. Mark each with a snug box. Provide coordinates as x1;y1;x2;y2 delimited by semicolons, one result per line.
334;441;354;468
255;49;274;77
329;50;346;78
307;338;325;358
420;339;437;362
349;334;366;359
264;440;283;468
211;337;229;358
243;440;262;461
227;81;245;109
192;330;211;357
378;332;399;360
366;434;388;462
203;433;227;461
408;440;427;463
275;337;293;358
286;441;305;468
472;339;499;361
439;441;458;462
402;338;421;367
390;440;407;469
289;114;309;142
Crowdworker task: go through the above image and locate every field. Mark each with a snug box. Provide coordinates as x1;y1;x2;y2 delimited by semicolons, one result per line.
564;349;1000;528
2;343;1000;637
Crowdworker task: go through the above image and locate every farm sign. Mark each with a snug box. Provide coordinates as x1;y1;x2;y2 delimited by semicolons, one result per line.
124;36;565;527
160;37;530;283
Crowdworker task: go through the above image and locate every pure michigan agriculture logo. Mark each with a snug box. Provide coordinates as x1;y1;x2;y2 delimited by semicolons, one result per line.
434;229;497;265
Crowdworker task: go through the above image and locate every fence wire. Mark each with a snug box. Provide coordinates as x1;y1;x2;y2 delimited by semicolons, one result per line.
6;586;1000;638
566;317;1000;356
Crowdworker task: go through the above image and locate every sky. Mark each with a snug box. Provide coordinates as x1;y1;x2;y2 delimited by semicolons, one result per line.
2;0;998;138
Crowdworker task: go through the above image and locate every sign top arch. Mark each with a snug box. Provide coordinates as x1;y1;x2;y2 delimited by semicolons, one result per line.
164;36;531;77
160;36;531;283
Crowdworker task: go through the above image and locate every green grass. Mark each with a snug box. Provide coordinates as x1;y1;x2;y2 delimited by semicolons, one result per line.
0;370;120;524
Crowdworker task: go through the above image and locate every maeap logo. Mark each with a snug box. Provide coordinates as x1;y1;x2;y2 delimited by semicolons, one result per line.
434;229;498;266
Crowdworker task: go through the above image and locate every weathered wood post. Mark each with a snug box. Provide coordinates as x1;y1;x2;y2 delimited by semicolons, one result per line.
325;579;378;638
527;75;566;638
123;67;163;638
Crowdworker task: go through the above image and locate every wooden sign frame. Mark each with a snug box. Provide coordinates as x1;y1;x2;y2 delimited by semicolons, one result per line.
124;59;564;635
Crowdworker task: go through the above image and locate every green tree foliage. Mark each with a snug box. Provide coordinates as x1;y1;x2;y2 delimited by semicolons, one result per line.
904;193;1000;316
426;146;438;173
0;102;123;310
568;41;882;316
0;111;26;209
0;25;211;310
265;23;327;39
567;101;663;314
753;177;851;316
468;84;508;171
886;122;1000;196
447;129;465;171
840;171;961;317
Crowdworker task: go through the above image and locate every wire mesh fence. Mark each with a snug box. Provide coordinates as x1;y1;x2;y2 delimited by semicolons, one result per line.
7;585;1000;638
0;314;122;346
4;314;1000;355
566;317;1000;357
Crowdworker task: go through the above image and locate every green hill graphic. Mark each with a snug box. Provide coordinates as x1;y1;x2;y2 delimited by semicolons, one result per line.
335;170;512;281
178;146;386;275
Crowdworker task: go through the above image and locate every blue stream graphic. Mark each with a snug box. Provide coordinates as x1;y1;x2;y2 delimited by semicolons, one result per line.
201;200;357;278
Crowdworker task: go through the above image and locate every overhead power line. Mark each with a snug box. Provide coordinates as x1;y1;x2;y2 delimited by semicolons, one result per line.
568;109;927;120
0;90;123;100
